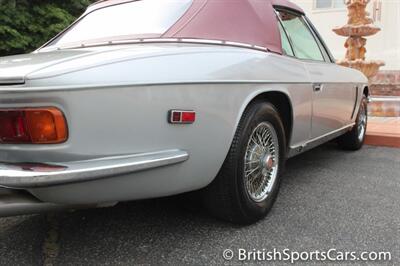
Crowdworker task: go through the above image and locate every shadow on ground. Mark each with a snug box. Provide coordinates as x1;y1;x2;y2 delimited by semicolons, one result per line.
0;143;399;265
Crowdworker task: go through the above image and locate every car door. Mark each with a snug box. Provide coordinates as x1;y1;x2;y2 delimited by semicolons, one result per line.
276;10;357;139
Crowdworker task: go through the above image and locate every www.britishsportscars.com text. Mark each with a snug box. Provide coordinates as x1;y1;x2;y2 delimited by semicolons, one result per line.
222;248;392;263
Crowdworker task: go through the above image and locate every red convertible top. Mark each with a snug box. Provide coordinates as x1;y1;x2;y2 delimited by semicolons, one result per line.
88;0;305;54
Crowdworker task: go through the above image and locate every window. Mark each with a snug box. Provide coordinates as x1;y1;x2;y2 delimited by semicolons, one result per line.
50;0;193;47
315;0;345;9
277;22;294;57
276;11;324;61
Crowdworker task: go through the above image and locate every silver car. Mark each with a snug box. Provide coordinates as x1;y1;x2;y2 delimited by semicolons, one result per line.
0;0;368;224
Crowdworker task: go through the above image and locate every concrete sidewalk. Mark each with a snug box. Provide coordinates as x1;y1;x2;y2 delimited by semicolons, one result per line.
366;117;400;148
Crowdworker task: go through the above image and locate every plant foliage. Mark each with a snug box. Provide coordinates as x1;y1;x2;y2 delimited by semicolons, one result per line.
0;0;95;56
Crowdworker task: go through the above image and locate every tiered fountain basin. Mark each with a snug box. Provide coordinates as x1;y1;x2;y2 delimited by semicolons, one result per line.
333;24;380;37
337;59;385;78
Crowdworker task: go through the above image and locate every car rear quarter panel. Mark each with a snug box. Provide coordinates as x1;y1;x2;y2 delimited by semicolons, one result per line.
0;44;365;204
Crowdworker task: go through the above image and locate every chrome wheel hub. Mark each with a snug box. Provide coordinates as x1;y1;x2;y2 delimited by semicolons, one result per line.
262;154;274;171
244;122;279;202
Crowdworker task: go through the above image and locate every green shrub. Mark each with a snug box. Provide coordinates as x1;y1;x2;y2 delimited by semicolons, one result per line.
0;0;95;56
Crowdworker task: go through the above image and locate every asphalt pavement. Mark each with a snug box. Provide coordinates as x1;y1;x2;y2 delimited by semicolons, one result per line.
0;144;399;265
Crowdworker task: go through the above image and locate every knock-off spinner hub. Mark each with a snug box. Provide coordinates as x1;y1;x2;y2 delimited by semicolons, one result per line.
261;154;274;174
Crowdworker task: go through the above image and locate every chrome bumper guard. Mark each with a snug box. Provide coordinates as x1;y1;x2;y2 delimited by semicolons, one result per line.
0;149;189;188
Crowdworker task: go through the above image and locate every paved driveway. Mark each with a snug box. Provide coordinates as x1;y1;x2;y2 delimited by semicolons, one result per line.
0;144;399;265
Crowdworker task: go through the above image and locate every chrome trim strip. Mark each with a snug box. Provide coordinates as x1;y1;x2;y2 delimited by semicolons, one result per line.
39;38;271;53
0;81;366;93
370;96;400;102
0;77;25;85
0;149;189;188
288;123;355;158
351;86;359;120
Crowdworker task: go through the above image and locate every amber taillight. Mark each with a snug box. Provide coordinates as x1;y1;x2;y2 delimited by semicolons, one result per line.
0;107;68;144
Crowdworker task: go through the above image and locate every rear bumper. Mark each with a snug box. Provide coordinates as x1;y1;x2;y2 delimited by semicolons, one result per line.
0;149;188;217
0;149;189;188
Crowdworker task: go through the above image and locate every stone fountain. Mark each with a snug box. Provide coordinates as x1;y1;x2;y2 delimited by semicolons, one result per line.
333;0;384;79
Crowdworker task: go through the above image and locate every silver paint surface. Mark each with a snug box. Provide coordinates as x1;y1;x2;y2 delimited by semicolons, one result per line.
0;43;367;204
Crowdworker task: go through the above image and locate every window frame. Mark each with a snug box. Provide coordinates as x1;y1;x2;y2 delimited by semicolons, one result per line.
313;0;346;10
302;16;335;63
275;12;296;58
274;7;334;64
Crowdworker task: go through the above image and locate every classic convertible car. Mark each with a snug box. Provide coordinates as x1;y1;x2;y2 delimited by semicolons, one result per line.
0;0;368;224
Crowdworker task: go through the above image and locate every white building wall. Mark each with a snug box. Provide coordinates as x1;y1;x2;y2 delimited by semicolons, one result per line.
291;0;400;70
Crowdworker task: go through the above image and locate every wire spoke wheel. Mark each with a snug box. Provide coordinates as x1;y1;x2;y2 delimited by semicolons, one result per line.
203;102;285;224
244;122;279;202
357;102;367;141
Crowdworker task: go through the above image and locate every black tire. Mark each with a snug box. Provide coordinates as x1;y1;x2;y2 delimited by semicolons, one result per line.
338;95;368;150
202;101;286;225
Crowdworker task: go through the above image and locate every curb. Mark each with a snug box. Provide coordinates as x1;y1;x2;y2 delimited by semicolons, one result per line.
365;134;400;148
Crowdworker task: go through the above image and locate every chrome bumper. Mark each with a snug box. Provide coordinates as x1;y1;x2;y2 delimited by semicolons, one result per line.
0;149;189;188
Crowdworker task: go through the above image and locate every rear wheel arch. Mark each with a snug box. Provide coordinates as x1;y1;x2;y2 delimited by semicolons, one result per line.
210;90;293;185
203;100;287;224
245;91;293;151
